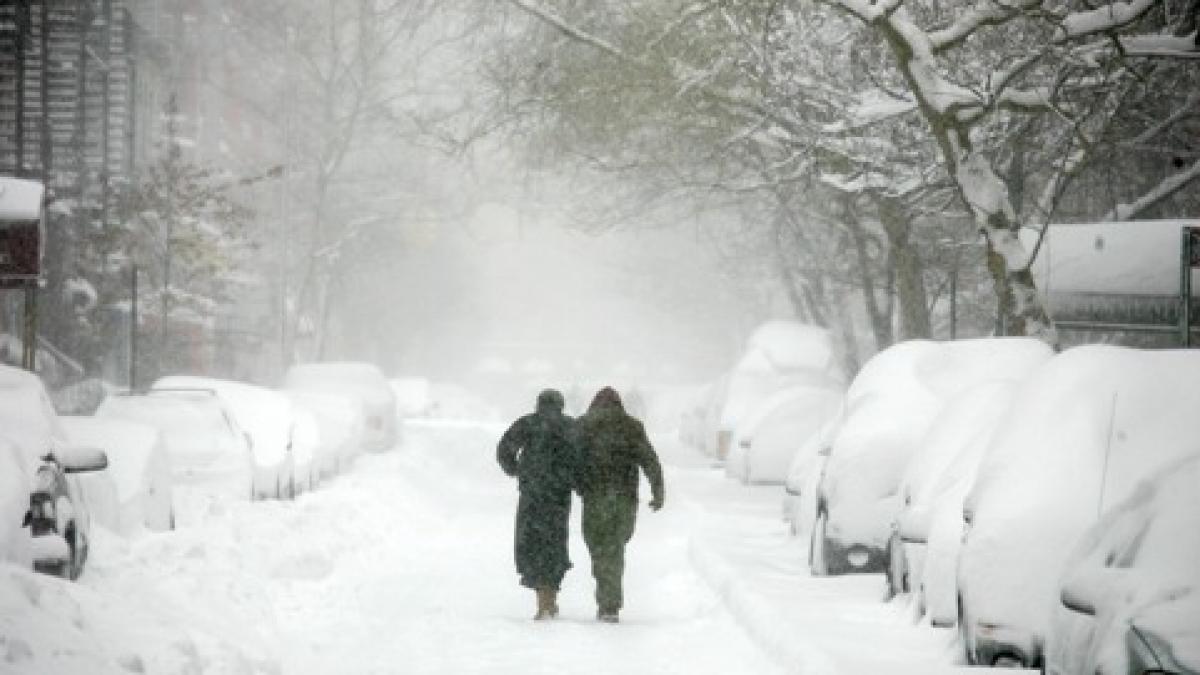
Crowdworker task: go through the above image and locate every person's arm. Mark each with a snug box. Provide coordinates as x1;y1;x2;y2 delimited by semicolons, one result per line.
635;422;664;510
496;418;526;478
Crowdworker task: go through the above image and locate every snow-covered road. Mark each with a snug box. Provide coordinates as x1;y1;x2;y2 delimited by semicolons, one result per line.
4;419;1021;674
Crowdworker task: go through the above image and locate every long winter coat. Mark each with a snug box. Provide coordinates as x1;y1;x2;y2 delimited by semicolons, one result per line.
497;391;579;590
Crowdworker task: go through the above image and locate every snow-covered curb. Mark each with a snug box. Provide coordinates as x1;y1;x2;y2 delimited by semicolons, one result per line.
688;533;838;674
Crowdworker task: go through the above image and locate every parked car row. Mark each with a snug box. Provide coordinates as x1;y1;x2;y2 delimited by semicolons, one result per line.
691;337;1200;673
680;320;845;476
0;361;398;581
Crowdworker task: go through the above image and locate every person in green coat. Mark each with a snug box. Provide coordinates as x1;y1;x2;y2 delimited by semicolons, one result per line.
575;386;664;623
497;389;579;620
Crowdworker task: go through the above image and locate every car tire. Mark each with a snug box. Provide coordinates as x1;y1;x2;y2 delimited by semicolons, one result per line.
810;512;830;576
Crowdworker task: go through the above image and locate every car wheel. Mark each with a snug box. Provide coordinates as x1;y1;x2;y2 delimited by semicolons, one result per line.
810;512;830;576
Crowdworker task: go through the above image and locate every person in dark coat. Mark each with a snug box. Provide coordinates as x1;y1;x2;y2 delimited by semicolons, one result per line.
575;386;664;623
497;389;579;620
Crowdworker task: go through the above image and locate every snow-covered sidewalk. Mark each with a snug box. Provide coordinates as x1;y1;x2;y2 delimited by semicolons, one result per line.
660;436;1028;674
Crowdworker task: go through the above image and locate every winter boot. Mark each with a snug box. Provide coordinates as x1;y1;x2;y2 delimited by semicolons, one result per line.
596;607;619;623
546;589;560;618
534;588;554;620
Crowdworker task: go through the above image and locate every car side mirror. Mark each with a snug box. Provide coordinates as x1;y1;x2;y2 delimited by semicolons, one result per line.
55;446;109;473
22;510;32;528
1060;568;1119;616
898;507;931;544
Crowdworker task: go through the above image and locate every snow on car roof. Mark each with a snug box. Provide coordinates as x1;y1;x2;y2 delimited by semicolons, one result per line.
739;321;837;374
827;338;1053;500
0;364;67;472
0;177;45;223
1020;219;1200;297
152;376;293;464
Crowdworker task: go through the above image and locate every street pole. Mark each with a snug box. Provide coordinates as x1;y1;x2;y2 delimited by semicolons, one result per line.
130;265;139;390
21;284;36;371
1182;227;1196;348
949;261;958;340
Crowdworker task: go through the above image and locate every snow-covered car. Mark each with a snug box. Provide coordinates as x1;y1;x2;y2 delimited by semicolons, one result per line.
97;389;255;501
1045;453;1200;675
389;376;431;419
707;322;843;461
60;416;174;533
783;407;843;537
886;380;1026;609
811;338;1052;577
151;377;298;500
725;383;842;485
0;364;108;579
283;362;397;452
0;437;30;566
957;346;1200;669
286;390;365;481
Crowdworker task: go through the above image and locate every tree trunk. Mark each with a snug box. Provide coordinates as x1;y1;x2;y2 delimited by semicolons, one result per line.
877;197;932;341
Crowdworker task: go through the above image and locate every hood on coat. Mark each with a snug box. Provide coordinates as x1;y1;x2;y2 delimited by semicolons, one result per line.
536;389;566;415
587;386;625;415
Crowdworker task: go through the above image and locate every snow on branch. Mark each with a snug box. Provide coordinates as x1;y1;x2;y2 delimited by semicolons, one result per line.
821;89;916;133
1104;158;1200;221
929;0;1041;54
1119;33;1200;58
1057;0;1157;41
506;0;627;60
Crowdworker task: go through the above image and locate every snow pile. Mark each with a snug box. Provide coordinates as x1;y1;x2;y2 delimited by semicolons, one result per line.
960;346;1200;657
423;381;501;422
0;557;279;674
